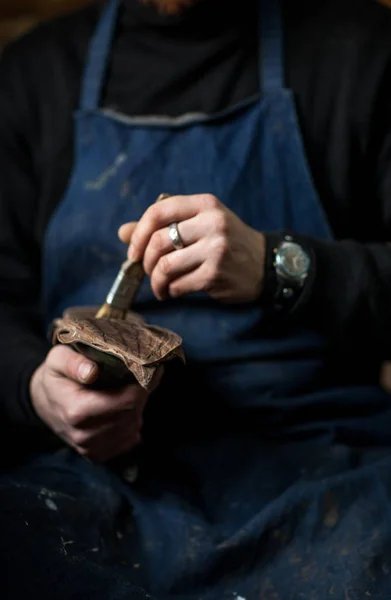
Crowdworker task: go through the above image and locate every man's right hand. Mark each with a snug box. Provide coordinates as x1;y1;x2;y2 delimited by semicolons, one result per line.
30;345;160;463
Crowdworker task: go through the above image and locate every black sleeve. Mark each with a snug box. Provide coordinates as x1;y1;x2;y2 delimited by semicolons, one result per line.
0;43;51;428
263;54;391;358
262;232;391;356
299;237;391;356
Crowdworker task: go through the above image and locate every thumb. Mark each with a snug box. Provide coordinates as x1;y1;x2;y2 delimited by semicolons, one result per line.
118;221;138;245
46;345;99;385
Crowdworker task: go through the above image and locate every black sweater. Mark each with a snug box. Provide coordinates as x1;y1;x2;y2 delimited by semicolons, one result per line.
1;0;391;427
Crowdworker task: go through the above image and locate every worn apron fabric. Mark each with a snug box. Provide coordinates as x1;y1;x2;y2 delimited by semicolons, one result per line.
3;0;391;598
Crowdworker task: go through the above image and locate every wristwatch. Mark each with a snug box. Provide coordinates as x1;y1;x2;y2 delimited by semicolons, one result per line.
272;235;311;308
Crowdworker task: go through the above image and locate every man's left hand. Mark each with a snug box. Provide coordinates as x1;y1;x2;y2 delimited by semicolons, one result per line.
118;194;265;303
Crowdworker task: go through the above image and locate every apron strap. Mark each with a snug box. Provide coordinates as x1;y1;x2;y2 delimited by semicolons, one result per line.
259;0;285;91
80;0;121;111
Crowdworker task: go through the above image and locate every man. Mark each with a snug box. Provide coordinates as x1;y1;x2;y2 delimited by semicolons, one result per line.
1;0;391;598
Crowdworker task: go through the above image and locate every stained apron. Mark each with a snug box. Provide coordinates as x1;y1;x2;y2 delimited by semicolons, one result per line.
2;0;391;598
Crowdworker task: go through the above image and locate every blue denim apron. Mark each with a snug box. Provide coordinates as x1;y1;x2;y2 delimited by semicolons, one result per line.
3;1;391;598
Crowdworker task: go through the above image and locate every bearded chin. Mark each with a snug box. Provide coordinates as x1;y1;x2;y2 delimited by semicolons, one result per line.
139;0;199;14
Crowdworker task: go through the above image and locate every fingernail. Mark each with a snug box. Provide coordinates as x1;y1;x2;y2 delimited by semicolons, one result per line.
128;244;136;259
78;362;94;382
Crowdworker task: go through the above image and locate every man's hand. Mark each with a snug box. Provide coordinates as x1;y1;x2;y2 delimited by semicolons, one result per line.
118;194;265;303
30;345;161;463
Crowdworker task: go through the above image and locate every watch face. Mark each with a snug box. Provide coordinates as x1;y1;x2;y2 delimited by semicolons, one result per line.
277;242;310;279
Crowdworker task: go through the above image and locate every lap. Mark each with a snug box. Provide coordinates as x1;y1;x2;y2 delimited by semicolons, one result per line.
1;443;391;599
0;449;151;600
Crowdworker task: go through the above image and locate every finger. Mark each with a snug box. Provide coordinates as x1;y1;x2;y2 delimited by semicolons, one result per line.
70;414;127;447
143;214;211;275
47;345;99;385
130;194;214;261
118;221;137;245
168;263;212;298
75;420;142;463
97;431;141;463
150;241;204;300
113;423;143;456
69;400;144;431
66;384;148;426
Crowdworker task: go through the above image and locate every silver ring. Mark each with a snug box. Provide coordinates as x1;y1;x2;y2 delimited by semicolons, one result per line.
168;222;184;250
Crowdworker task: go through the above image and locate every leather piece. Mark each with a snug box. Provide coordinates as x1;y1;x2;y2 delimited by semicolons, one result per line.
51;306;185;390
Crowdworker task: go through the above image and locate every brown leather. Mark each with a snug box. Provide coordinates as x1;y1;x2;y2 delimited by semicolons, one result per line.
51;306;185;390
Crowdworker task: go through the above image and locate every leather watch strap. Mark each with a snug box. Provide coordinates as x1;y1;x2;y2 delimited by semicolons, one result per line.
261;231;315;314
